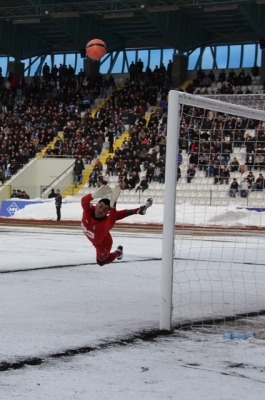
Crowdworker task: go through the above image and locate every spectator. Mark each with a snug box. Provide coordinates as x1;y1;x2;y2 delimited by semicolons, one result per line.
5;163;12;180
106;156;115;176
240;177;249;198
55;189;62;221
97;173;105;187
227;69;236;85
73;155;85;187
154;165;161;182
106;128;114;153
119;175;129;190
245;153;255;171
198;153;209;171
217;69;226;83
157;165;165;184
167;60;172;79
16;189;24;198
0;167;5;184
220;147;231;166
136;176;148;192
102;172;110;185
177;150;183;166
244;73;252;86
132;170;140;185
205;158;215;177
22;191;30;199
85;146;95;165
129;62;136;81
189;151;198;166
127;174;136;190
48;189;57;198
146;163;155;183
229;178;239;197
213;165;221;185
208;70;215;83
93;159;103;174
177;166;181;183
10;189;17;198
254;153;264;171
251;64;259;77
186;164;196;183
88;171;98;187
254;173;264;191
246;171;255;190
230;157;239;172
219;166;230;185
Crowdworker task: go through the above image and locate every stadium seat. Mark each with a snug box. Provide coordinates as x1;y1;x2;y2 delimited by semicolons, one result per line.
219;191;227;198
133;196;141;204
200;178;209;185
157;197;164;204
221;199;229;206
148;182;156;189
211;184;218;191
119;195;130;203
147;189;156;197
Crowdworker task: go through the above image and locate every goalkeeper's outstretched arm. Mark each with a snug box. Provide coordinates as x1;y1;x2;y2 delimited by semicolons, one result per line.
110;185;121;208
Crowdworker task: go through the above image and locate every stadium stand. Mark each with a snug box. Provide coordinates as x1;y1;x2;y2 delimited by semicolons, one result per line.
1;65;265;207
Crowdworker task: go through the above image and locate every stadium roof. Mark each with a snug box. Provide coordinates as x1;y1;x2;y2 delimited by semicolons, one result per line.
0;0;265;60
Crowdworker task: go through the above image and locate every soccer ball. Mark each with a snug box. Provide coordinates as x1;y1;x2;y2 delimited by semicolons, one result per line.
86;39;107;60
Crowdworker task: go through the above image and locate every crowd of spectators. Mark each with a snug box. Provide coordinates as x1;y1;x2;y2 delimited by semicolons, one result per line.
228;172;265;198
10;188;30;199
177;97;265;198
80;63;171;192
186;65;262;95
0;59;172;192
1;60;265;202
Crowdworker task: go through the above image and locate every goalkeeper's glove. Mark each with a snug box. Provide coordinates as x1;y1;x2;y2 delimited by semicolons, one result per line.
138;198;153;215
92;185;112;199
110;185;121;207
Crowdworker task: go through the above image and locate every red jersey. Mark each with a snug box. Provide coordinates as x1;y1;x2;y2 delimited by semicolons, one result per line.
81;194;139;247
81;194;117;246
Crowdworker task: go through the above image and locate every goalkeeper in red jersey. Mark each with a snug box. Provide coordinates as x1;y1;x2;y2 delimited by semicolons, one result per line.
81;185;153;266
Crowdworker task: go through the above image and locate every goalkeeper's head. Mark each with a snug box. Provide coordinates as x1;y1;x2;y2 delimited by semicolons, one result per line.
94;198;110;218
99;198;110;207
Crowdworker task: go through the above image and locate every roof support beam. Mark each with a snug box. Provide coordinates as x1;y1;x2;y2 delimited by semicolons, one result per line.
239;3;265;38
51;15;123;53
141;9;208;52
0;20;52;59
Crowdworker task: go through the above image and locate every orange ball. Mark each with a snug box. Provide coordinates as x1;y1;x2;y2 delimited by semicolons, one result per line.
86;39;107;60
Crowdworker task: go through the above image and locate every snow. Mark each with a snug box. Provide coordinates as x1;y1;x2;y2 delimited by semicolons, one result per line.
1;199;265;399
8;195;265;227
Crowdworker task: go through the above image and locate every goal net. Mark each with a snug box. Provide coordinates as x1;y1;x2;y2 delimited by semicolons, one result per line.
160;91;265;334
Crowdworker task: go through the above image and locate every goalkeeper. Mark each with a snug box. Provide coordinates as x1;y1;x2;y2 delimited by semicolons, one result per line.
81;185;153;266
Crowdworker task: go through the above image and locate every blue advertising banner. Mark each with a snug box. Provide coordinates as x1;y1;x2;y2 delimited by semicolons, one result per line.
0;200;43;217
236;207;265;212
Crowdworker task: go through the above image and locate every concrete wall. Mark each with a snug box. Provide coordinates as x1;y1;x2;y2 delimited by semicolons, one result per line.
0;158;75;201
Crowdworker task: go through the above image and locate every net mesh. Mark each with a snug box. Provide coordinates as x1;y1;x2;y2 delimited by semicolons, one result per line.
172;93;265;333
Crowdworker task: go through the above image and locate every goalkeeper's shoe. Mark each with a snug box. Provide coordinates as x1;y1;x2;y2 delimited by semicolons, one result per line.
138;198;153;215
116;245;123;260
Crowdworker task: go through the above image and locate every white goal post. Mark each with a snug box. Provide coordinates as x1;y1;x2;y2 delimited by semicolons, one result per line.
160;90;265;331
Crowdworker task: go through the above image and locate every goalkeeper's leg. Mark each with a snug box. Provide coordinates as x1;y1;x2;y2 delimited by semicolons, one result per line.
95;234;123;266
114;198;153;222
138;198;153;215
